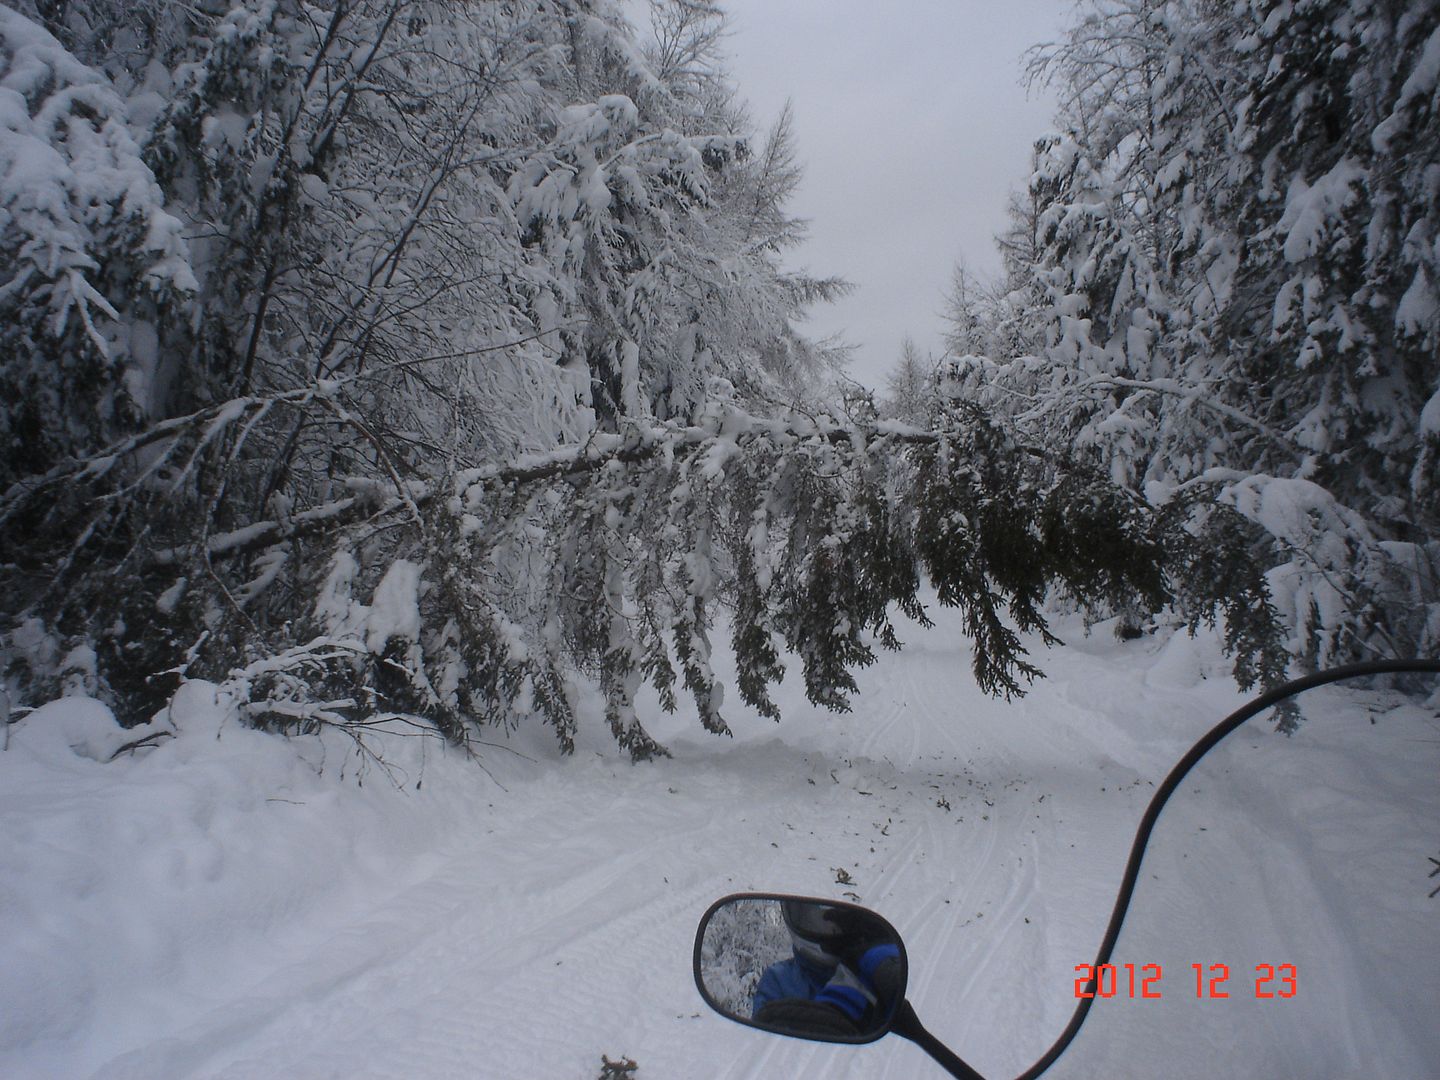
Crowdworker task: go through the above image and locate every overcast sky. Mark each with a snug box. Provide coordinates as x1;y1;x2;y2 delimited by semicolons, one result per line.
715;1;1076;389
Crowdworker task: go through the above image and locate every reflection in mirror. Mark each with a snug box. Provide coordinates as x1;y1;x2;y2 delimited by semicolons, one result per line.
694;894;908;1044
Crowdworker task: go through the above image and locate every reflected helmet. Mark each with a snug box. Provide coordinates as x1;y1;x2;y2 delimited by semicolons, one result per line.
782;901;847;968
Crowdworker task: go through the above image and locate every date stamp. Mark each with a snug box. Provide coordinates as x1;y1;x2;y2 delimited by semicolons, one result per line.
1072;963;1297;1000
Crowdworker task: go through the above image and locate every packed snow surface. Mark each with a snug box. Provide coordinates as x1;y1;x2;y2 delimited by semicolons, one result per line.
2;601;1437;1079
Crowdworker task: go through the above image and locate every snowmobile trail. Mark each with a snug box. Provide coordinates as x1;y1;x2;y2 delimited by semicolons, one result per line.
3;603;1437;1079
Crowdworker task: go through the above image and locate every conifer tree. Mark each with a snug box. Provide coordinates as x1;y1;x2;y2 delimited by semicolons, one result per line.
0;0;851;729
882;337;934;424
955;0;1440;669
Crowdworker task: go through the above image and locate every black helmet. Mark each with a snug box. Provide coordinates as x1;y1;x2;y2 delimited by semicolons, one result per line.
781;902;846;944
781;901;849;968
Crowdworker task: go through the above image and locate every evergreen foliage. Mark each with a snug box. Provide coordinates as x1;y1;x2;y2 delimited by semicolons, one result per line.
5;385;1291;758
6;0;1400;757
944;0;1440;674
0;7;196;487
0;0;852;745
881;336;935;425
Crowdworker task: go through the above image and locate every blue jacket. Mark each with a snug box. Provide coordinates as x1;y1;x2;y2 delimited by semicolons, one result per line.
751;953;832;1017
752;944;903;1021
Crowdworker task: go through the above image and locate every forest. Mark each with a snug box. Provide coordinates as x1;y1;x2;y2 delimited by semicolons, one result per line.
1;0;1437;758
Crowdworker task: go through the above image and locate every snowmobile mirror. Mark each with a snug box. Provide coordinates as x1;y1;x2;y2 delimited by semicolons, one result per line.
693;893;908;1044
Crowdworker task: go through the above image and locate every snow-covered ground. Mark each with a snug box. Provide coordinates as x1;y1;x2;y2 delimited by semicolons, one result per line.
2;600;1437;1080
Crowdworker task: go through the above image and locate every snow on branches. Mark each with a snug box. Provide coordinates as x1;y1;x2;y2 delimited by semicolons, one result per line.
956;0;1440;672
0;0;863;755
0;8;196;486
2;390;1288;758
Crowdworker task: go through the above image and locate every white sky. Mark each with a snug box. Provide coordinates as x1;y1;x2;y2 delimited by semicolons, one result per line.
716;1;1075;388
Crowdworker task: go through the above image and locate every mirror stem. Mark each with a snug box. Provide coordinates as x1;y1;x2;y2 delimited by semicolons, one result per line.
890;1000;989;1080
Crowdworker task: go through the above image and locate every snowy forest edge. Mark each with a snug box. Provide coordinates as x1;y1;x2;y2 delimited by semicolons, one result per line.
1;0;1438;761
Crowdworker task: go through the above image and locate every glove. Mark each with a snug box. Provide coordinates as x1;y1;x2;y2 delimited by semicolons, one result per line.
858;943;904;1004
813;963;877;1022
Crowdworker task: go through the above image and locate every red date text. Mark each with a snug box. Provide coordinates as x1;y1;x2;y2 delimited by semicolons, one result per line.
1072;963;1297;1000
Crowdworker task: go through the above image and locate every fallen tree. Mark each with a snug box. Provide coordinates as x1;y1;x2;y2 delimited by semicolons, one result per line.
2;383;1291;758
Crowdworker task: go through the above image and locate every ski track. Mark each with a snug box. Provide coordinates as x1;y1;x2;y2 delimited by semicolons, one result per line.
7;604;1438;1079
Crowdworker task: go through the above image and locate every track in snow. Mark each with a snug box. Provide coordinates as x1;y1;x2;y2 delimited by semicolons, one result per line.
5;603;1437;1080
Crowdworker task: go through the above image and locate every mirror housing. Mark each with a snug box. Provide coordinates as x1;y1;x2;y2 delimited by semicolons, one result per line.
693;892;909;1044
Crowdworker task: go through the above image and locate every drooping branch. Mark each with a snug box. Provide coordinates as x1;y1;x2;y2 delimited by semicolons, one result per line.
2;391;1289;757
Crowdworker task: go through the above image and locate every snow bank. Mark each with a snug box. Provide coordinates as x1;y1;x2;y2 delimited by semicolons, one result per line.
0;683;484;1076
2;610;1437;1079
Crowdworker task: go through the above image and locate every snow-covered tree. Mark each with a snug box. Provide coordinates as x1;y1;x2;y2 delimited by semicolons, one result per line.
0;0;1319;757
950;0;1440;671
0;7;196;487
882;337;933;424
0;0;852;726
69;403;1282;759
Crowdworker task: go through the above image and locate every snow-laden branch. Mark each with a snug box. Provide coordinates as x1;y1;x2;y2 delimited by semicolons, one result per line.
125;410;942;565
1054;374;1301;454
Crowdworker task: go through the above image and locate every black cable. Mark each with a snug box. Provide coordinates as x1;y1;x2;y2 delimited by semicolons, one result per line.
1013;658;1440;1080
